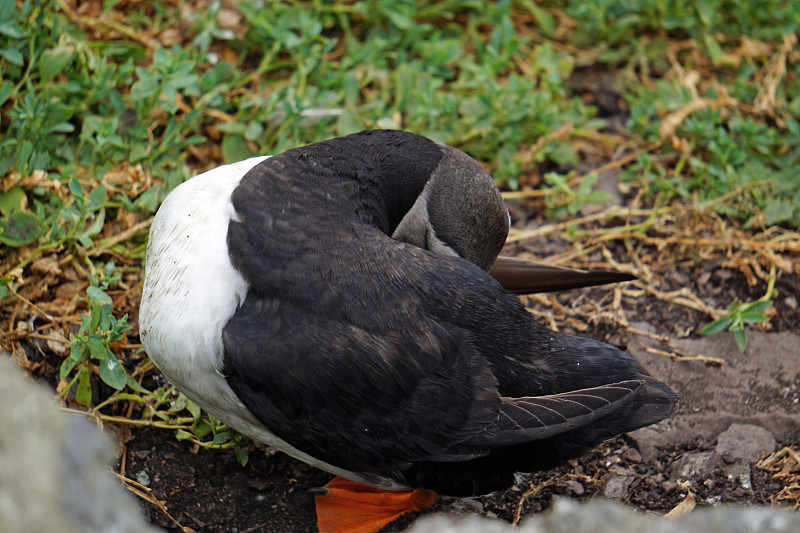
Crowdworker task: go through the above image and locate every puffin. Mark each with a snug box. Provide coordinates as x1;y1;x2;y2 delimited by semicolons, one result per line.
139;129;677;533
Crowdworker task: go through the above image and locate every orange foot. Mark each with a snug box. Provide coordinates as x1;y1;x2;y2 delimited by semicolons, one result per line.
313;477;438;533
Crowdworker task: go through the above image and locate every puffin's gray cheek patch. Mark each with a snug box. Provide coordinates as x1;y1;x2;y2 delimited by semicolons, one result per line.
424;146;509;271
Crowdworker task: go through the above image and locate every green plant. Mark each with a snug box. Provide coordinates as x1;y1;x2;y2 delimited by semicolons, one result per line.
60;278;132;404
173;394;249;466
700;299;772;352
543;172;611;218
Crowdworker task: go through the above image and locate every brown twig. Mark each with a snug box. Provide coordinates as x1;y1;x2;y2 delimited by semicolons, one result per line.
112;471;195;533
55;0;161;50
626;325;726;367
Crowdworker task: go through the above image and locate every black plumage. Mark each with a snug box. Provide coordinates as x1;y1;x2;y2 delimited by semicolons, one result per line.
217;130;677;496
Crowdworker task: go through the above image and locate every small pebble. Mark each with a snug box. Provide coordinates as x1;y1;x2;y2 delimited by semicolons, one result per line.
556;480;585;497
603;475;634;499
135;470;150;487
622;448;642;463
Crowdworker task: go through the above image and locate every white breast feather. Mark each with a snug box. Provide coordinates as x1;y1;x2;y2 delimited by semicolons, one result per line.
139;156;389;486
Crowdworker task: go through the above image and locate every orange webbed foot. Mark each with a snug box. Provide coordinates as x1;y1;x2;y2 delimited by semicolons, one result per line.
313;477;437;533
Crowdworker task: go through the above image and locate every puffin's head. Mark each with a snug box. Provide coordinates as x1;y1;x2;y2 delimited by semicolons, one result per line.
391;143;509;271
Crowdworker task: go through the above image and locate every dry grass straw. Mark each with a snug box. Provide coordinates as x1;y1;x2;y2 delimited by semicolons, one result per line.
756;447;800;509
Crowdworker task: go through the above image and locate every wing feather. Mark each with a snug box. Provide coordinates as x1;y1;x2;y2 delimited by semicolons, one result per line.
466;381;643;446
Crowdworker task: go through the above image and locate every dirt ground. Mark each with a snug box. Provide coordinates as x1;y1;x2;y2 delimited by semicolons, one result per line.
116;233;799;532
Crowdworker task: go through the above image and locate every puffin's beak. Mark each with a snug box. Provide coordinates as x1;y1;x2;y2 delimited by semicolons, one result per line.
489;255;636;294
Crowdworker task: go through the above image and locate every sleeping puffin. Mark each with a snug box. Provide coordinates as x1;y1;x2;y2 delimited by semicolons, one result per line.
139;129;677;533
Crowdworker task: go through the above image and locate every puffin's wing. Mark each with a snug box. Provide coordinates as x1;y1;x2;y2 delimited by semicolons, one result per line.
466;380;642;446
489;255;635;294
222;303;502;473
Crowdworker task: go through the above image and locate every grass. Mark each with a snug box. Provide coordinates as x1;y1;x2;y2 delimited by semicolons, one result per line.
1;0;799;453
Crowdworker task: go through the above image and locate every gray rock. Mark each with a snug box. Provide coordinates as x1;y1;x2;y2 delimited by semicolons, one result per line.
622;447;642;463
716;424;777;462
603;474;634;499
556;479;585;497
0;357;160;533
439;496;485;515
669;452;717;481
715;423;777;490
406;497;800;533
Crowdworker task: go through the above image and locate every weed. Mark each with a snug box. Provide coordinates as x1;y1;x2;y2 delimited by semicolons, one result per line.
700;299;772;352
60;279;131;403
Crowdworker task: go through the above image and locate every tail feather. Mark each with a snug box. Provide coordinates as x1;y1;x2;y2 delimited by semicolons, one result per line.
403;336;678;496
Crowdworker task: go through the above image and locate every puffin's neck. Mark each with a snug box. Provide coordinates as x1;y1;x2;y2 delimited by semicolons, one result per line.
363;133;444;234
284;130;444;234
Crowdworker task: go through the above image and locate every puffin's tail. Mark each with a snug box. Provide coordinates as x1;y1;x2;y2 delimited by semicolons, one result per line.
405;336;677;496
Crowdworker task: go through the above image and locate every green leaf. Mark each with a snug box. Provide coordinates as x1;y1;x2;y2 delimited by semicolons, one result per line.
86;185;107;212
69;338;85;361
702;33;726;65
0;22;22;39
0;48;23;66
742;300;771;314
699;316;734;336
175;429;193;440
244;121;264;142
385;7;412;30
583;190;612;204
86;285;113;305
0;187;27;216
764;200;793;226
212;432;232;446
740;312;767;324
193;420;214;438
0;211;44;246
733;327;748;352
215;122;247;135
221;134;253;164
0;80;12;107
235;446;249;467
548;141;578;166
99;354;127;390
336;109;361;136
78;209;105;242
76;367;93;406
125;374;151;394
38;45;74;80
60;357;77;380
186;399;202;422
87;335;109;360
68;178;83;199
168;394;187;414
